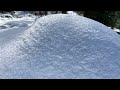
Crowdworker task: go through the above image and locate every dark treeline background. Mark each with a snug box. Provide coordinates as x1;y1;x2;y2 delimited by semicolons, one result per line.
0;11;120;29
74;11;120;29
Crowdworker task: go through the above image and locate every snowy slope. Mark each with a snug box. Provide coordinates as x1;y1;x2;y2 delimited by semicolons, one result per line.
0;14;120;79
0;12;36;30
0;12;36;46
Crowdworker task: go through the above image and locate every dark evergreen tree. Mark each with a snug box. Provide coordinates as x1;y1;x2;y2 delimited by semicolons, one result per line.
61;11;67;14
83;11;118;29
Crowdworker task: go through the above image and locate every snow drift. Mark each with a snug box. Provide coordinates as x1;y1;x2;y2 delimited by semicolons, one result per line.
1;14;120;79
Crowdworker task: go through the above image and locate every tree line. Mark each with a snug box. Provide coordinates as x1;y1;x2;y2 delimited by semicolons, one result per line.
30;11;120;29
0;11;120;29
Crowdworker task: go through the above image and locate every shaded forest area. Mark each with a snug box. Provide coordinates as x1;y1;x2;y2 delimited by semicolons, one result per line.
0;11;120;29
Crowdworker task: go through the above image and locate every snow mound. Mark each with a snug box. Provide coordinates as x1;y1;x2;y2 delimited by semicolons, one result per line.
1;14;120;79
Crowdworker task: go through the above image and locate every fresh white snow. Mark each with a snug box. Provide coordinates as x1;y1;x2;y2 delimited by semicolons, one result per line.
114;28;120;33
0;14;120;79
67;11;77;15
0;12;36;46
0;12;36;30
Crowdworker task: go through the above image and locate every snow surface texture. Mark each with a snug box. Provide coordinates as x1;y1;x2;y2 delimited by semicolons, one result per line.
0;12;36;30
0;12;36;46
0;14;120;79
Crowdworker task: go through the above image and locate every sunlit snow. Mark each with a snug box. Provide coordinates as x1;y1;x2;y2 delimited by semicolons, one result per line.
0;13;120;79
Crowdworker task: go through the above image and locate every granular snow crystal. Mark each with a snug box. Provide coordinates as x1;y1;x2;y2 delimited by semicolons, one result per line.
0;14;120;79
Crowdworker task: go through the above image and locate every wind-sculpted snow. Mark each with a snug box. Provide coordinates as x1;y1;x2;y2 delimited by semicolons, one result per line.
0;14;120;79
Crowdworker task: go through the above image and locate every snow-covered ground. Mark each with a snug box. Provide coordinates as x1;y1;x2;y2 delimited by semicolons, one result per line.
107;26;120;32
0;12;36;29
114;28;120;33
0;12;36;46
0;13;120;79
